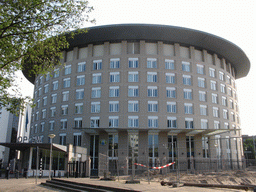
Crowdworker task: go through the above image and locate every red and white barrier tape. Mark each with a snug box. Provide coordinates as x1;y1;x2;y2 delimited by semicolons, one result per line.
134;162;175;169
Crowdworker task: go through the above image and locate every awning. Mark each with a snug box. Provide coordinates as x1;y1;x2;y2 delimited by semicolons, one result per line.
0;143;67;153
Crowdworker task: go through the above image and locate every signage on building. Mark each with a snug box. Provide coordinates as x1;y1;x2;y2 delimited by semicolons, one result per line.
16;136;43;143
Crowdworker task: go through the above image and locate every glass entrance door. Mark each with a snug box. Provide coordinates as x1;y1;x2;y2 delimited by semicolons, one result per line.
90;135;99;176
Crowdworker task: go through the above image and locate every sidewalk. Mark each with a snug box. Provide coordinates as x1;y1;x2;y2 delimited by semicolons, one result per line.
0;177;246;192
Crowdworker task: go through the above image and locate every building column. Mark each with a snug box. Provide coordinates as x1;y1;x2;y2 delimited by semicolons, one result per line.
158;131;168;174
138;131;148;170
28;147;33;170
98;131;108;177
118;131;128;175
194;134;203;170
177;133;187;171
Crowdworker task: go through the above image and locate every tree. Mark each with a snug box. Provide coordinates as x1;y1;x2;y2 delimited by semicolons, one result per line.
0;0;94;115
243;138;255;159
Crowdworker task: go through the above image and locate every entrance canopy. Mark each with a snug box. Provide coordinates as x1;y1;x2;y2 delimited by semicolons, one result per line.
0;143;67;153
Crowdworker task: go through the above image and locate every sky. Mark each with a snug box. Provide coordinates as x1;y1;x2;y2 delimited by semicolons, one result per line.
18;0;256;135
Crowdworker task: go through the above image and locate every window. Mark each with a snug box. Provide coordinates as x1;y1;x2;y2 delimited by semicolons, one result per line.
147;86;158;97
147;72;157;82
128;101;139;112
223;109;228;119
75;103;83;114
36;111;39;120
197;64;204;74
91;87;101;98
147;58;157;68
167;117;177;128
219;71;224;81
51;94;57;104
167;102;176;113
45;73;50;81
200;105;207;116
90;117;100;128
92;73;102;84
209;68;216;77
59;134;66;145
198;77;205;88
34;124;38;133
220;84;226;93
210;80;217;90
60;119;67;129
199;91;206;102
63;78;70;88
148;101;158;112
212;94;218;104
166;87;176;98
93;60;102;70
224;122;229;129
109;86;120;97
201;119;208;129
230;99;234;109
128;71;139;82
109;101;119;112
44;84;49;93
61;105;68;115
231;112;235;122
166;73;175;84
109;116;119;128
50;107;56;117
77;75;85;86
184;89;192;100
77;62;86;72
128;116;139;127
184;103;193;114
182;61;190;72
148;116;158;128
73;133;82;146
41;109;46;119
185;118;193;129
110;58;120;68
36;99;40;109
226;75;231;84
91;102;100;113
38;88;42;96
213;107;219;117
183;75;191;85
49;121;55;131
165;59;174;70
76;89;84;99
110;72;120;83
128;86;138;97
202;137;209;158
214;121;220;129
62;91;69;101
128;58;138;68
53;69;59;78
43;96;47;106
52;81;58;90
74;118;83;128
228;88;232;96
64;65;71;75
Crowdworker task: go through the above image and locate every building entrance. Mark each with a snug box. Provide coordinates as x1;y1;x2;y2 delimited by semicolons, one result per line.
90;135;99;176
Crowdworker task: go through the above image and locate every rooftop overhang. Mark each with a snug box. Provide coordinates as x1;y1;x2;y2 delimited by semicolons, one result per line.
74;127;231;136
23;24;250;84
0;143;67;153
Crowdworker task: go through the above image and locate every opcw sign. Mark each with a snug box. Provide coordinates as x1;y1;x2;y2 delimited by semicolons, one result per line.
16;136;43;143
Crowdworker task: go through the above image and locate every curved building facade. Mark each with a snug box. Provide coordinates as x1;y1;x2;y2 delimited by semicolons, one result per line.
26;24;250;175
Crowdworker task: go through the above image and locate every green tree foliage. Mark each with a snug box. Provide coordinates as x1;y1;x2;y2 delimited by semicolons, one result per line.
243;138;256;159
0;0;94;115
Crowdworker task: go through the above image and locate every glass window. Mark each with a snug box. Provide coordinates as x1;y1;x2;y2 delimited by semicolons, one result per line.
148;101;158;112
182;61;190;72
147;72;157;82
201;119;208;129
165;59;174;70
60;119;67;129
147;86;158;97
166;87;176;98
184;103;193;114
51;94;57;104
43;97;47;106
109;116;119;128
91;102;100;113
61;105;68;115
128;58;138;68
50;107;56;117
147;58;157;68
200;105;207;116
110;72;120;83
148;116;158;128
197;64;204;74
49;121;55;131
91;87;101;98
219;71;224;81
63;78;71;88
93;60;102;70
53;69;59;78
220;84;226;93
90;117;100;128
184;89;192;100
209;68;216;77
198;77;205;88
212;94;218;104
199;91;206;102
75;103;83;114
109;86;120;97
110;58;120;68
73;133;82;146
128;71;139;82
166;73;175;84
74;118;83;128
92;73;102;84
52;81;58;90
62;91;69;101
44;84;49;93
183;75;191;85
77;75;85;86
77;62;86;72
167;117;177;128
64;65;71;75
128;86;138;97
223;109;228;119
109;101;119;112
214;121;220;129
213;107;219;117
210;80;217;90
45;73;50;81
128;116;139;127
128;101;139;112
41;110;46;119
59;134;67;145
185;118;194;129
76;89;84;99
167;102;176;113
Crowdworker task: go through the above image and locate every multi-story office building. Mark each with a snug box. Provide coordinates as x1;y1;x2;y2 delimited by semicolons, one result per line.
24;24;250;175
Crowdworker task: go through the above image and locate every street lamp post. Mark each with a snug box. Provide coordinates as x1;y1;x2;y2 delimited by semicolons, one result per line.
48;134;56;180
